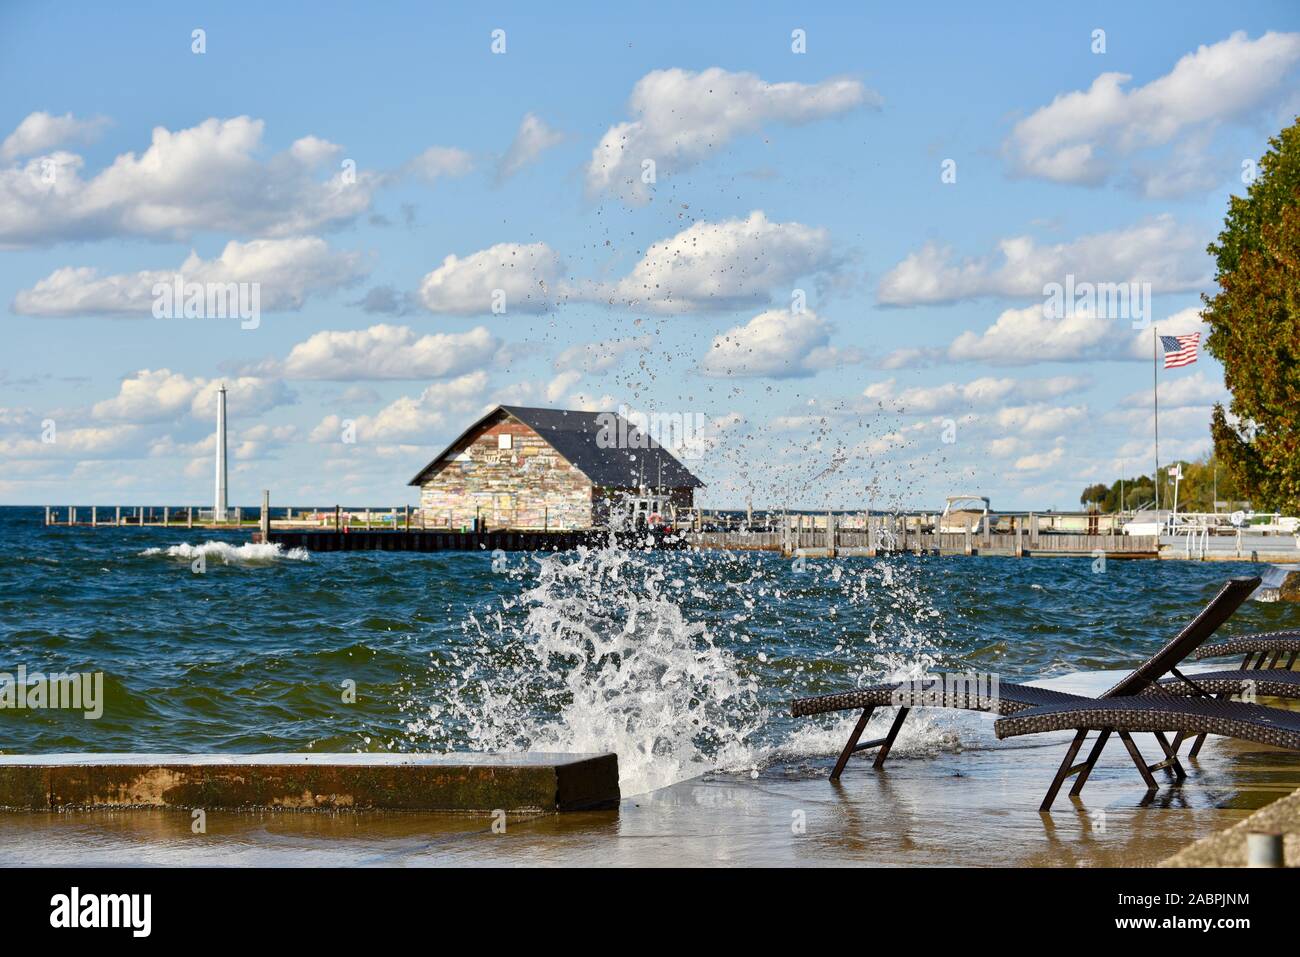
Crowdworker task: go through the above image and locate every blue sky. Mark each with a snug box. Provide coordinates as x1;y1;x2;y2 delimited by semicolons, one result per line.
2;1;1298;511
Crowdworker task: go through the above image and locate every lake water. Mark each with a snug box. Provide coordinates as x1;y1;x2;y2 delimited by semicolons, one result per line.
2;505;1287;799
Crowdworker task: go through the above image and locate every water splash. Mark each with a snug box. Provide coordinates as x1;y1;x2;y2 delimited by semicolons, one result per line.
770;554;965;766
140;541;309;563
406;544;765;795
405;541;959;795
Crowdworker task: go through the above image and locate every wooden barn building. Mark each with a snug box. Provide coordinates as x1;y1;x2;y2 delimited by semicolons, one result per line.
408;405;703;531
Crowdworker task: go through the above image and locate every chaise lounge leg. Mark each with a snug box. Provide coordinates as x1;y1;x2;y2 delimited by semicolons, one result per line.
1181;665;1247;762
1190;689;1233;759
1069;728;1111;797
1117;732;1160;791
830;706;875;780
872;707;910;769
1040;729;1089;812
1153;731;1187;780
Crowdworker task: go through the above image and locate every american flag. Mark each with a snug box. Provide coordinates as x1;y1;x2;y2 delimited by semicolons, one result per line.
1160;333;1200;369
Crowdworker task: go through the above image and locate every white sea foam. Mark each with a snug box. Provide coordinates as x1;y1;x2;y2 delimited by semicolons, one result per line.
407;542;954;796
140;541;309;563
408;545;765;795
774;707;969;764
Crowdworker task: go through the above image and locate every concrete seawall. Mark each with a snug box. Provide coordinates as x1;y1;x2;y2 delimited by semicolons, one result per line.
0;753;620;813
1164;783;1300;867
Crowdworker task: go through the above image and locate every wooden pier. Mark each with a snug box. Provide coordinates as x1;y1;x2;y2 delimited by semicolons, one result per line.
689;520;1160;559
250;526;1158;557
42;503;410;531
44;504;267;530
46;498;1298;560
260;528;602;552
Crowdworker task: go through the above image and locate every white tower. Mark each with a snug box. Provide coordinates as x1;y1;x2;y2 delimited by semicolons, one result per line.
214;384;228;522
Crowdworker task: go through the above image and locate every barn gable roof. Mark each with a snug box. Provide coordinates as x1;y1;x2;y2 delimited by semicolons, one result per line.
407;405;705;489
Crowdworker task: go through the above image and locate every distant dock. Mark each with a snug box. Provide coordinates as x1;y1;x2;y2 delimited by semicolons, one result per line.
41;502;1300;562
261;528;600;553
692;524;1161;559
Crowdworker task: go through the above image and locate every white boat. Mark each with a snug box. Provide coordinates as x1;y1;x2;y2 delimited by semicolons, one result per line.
1122;520;1162;536
938;495;993;534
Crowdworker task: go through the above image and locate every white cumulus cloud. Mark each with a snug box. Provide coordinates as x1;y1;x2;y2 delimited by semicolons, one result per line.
553;335;653;374
92;370;294;424
0;111;109;161
864;375;1088;414
405;145;475;183
699;308;862;378
1013;445;1067;472
994;404;1089;437
411;211;835;317
417;242;562;315
12;237;366;316
0;424;142;460
586;67;878;203
275;324;501;380
310;372;488;443
1121;370;1226;410
877;215;1208;306
0;116;376;247
602;211;836;313
1005;31;1300;192
882;303;1211;369
498;113;563;181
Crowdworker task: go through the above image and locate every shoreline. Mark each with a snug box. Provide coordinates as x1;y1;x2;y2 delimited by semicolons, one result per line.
2;727;1294;866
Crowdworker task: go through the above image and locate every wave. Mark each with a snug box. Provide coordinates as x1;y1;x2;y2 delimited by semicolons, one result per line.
140;541;309;563
406;545;951;796
407;546;775;795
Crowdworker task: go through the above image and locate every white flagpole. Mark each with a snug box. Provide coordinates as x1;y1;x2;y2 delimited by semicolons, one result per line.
1153;330;1160;513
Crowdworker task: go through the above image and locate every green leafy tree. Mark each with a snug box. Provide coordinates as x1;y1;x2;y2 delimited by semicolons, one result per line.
1079;457;1240;513
1203;118;1300;513
1080;483;1109;509
1104;475;1155;512
1119;481;1155;512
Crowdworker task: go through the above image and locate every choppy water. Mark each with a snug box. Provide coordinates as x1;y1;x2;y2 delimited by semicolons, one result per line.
1;506;1285;795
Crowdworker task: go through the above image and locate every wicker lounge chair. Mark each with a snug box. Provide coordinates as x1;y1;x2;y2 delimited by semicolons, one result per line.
1175;630;1300;757
996;693;1300;810
792;576;1263;783
993;598;1300;809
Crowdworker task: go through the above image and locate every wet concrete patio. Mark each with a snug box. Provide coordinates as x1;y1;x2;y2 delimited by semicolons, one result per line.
3;727;1297;866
